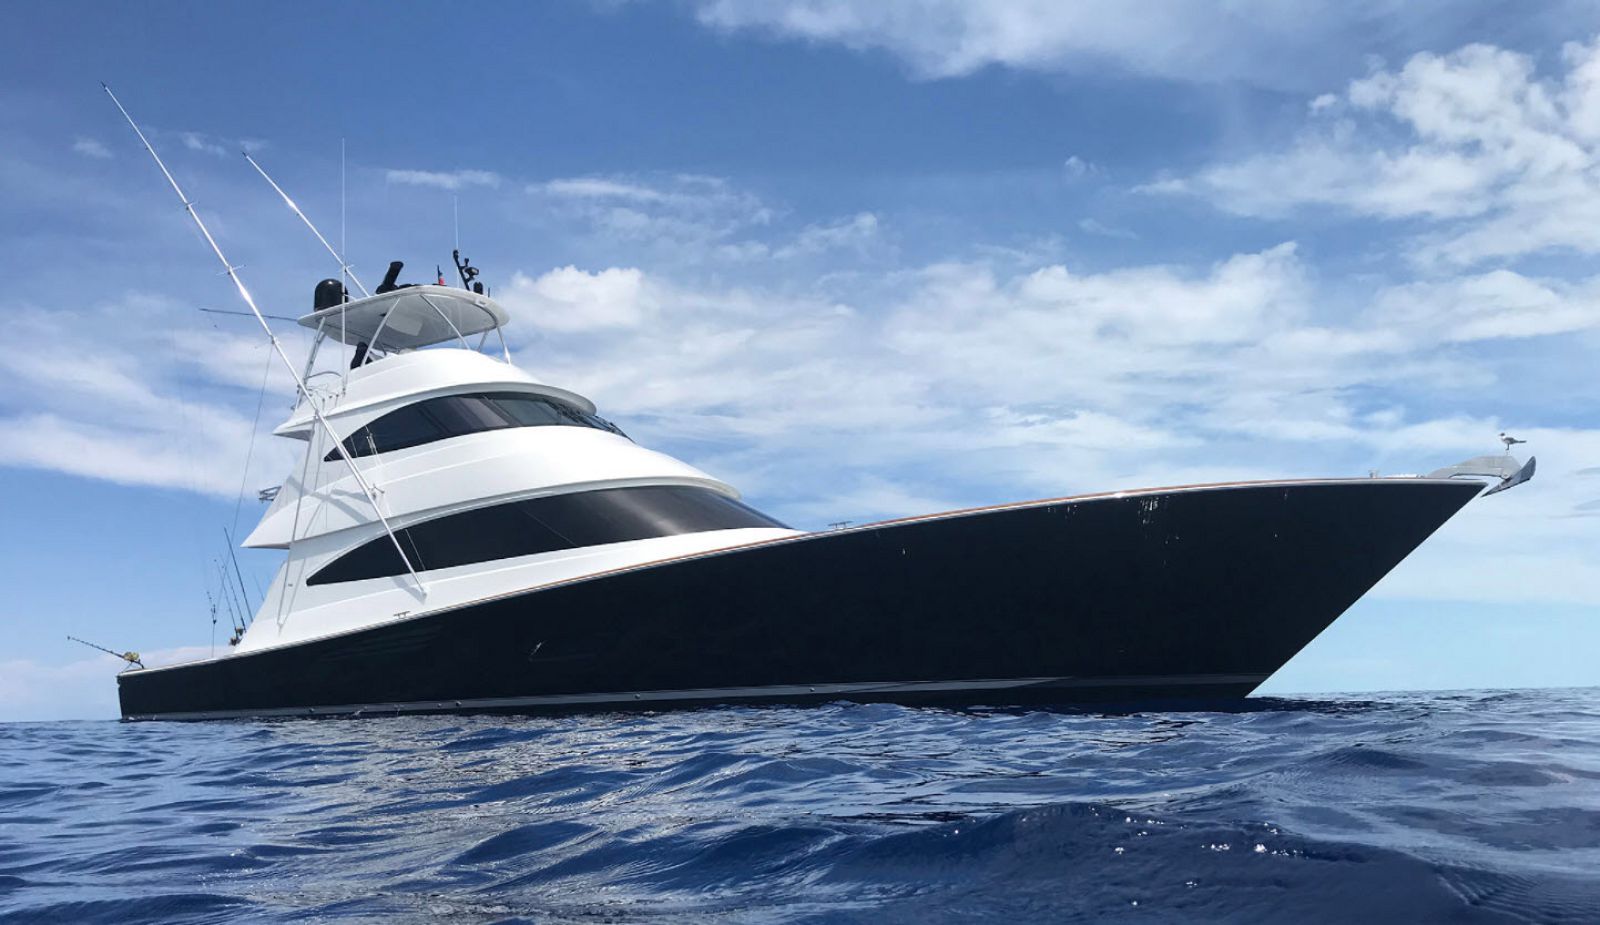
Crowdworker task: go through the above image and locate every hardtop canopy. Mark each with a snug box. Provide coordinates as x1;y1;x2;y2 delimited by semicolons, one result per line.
297;285;509;352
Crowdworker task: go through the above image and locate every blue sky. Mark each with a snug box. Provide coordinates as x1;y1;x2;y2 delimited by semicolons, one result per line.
3;1;1599;720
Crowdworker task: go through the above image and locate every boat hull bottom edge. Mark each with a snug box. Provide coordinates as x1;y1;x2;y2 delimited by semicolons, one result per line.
123;673;1270;721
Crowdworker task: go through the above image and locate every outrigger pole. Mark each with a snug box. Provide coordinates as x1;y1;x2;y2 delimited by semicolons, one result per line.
242;151;357;386
242;152;371;297
102;84;425;596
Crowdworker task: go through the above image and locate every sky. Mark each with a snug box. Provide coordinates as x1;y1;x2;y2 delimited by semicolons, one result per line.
2;1;1598;721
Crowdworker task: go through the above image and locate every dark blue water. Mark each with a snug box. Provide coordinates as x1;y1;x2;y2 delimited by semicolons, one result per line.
2;690;1598;923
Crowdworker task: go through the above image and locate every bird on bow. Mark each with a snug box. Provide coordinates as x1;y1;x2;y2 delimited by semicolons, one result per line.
1499;432;1526;452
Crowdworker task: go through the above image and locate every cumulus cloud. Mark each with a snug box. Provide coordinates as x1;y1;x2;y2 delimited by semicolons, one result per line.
1146;37;1600;266
486;246;1600;615
9;89;1597;627
499;266;657;332
1369;270;1600;342
496;243;1561;519
385;168;502;190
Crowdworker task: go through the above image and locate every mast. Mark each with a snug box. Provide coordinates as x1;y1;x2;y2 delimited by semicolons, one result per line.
103;84;425;596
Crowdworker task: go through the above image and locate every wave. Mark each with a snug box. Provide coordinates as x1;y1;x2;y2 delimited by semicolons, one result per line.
1;689;1597;923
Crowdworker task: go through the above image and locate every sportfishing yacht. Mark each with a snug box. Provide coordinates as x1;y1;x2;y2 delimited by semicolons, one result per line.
117;266;1535;719
102;85;1536;720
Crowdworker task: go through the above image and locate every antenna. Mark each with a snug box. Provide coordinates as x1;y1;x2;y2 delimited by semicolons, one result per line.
103;84;424;594
243;151;370;297
453;194;460;252
199;306;300;323
340;138;347;291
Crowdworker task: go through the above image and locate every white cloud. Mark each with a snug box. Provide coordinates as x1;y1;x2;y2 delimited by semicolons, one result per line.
181;131;227;156
0;646;215;722
1147;38;1600;266
539;177;671;202
691;0;1593;89
10;96;1598;636
0;653;124;721
0;294;300;499
500;243;1587;536
1061;155;1097;178
385;168;502;190
529;173;774;252
499;265;657;332
71;137;111;159
1077;217;1137;240
531;175;880;266
1369;269;1600;342
0;413;246;496
772;212;881;259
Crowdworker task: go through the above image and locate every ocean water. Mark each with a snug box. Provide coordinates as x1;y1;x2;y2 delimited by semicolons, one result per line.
2;690;1598;923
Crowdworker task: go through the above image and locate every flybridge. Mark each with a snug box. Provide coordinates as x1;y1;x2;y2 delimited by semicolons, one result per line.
298;284;510;353
294;264;516;403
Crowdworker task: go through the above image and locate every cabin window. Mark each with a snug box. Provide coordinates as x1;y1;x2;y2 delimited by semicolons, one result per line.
426;394;513;435
305;485;787;586
351;405;443;458
327;391;627;461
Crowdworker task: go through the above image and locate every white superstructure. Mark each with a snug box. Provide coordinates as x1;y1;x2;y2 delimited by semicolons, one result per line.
233;284;802;655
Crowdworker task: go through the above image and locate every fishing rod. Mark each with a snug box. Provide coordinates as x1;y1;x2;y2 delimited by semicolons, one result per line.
223;526;253;622
205;586;219;656
216;559;244;640
68;636;143;669
103;83;425;595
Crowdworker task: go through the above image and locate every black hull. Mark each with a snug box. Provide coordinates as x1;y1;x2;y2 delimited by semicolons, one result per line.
120;479;1481;720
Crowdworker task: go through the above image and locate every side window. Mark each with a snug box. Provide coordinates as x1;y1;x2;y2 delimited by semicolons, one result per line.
487;394;568;427
484;392;629;438
306;486;786;585
325;391;629;462
365;404;445;452
328;405;443;461
424;394;513;435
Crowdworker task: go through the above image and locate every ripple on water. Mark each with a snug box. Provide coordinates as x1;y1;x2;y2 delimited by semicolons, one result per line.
0;689;1597;922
